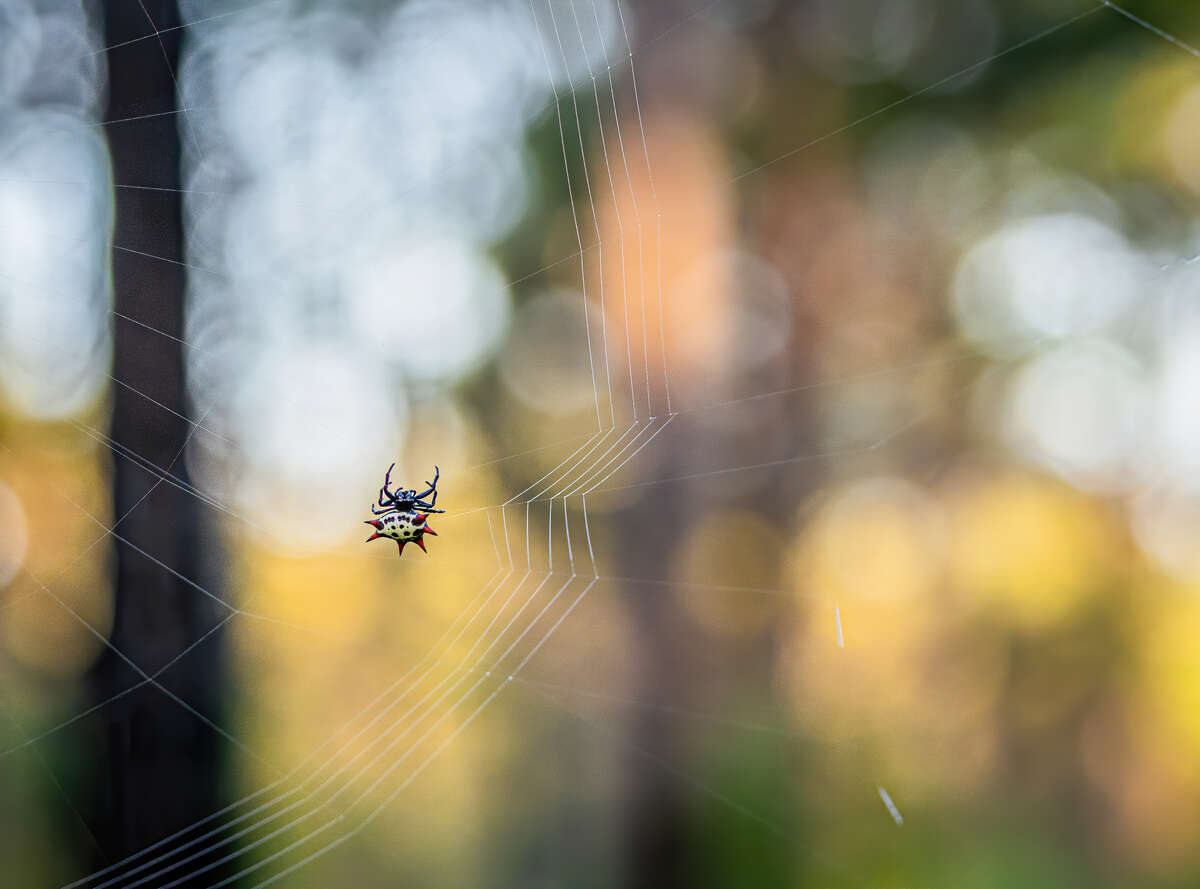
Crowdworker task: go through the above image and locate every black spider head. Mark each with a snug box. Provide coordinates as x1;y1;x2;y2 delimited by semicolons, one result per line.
371;463;445;515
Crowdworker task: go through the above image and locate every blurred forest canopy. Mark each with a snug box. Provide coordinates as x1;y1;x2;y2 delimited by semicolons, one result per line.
1;0;1200;887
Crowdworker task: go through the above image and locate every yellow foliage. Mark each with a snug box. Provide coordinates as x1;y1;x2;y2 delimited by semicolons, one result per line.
943;469;1117;630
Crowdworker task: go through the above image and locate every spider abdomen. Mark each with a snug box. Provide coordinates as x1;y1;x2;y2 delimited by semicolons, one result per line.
364;509;438;556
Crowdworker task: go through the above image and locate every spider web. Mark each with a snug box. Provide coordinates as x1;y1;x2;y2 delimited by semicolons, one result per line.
1;1;1199;887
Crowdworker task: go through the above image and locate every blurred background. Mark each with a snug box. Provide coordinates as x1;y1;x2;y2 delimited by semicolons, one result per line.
2;0;1200;886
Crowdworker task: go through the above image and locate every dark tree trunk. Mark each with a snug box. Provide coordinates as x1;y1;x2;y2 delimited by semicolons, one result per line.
84;0;229;870
620;484;693;889
619;393;812;889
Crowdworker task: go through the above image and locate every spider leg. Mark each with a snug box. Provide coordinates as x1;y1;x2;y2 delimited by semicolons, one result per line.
413;466;439;501
411;496;446;514
371;503;398;516
381;462;399;502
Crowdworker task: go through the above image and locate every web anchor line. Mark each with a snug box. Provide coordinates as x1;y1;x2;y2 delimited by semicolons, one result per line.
44;0;1146;882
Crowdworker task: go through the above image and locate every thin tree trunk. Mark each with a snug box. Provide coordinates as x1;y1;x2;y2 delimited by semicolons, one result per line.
84;0;228;868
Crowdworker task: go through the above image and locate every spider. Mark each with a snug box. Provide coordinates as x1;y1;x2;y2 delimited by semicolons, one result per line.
364;464;444;557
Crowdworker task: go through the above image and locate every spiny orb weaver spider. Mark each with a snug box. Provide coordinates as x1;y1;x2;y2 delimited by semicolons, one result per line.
364;463;444;557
